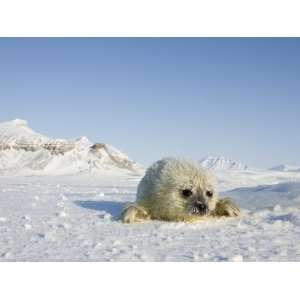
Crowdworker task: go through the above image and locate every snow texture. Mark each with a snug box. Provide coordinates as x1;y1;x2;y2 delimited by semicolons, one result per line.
1;119;300;261
1;169;300;261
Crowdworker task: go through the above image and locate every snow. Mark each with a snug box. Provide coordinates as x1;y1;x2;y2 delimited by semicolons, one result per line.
225;181;300;210
200;156;248;171
269;164;300;172
1;168;300;261
1;119;300;261
0;119;142;176
0;119;48;145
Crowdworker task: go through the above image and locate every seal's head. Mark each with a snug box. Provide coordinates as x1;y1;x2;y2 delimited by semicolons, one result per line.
137;158;218;219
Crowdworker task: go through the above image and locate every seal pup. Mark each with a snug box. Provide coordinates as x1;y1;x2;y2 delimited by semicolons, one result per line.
121;158;241;223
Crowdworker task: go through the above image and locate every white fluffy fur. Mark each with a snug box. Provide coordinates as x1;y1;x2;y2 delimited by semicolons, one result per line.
124;158;219;222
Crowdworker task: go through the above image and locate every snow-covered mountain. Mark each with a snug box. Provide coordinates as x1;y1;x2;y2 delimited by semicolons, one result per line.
0;119;143;176
200;156;249;171
269;164;300;172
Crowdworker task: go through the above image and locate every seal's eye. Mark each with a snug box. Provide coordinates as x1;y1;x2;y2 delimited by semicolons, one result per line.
206;191;213;198
182;189;193;198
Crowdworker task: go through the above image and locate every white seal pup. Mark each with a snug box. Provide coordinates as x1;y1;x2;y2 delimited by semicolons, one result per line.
121;158;241;223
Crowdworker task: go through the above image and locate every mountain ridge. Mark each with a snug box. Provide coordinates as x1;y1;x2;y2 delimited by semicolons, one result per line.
200;155;249;171
269;164;300;172
0;119;142;176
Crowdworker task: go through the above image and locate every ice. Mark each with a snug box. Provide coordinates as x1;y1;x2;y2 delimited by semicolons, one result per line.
56;211;68;218
24;224;32;230
0;168;294;263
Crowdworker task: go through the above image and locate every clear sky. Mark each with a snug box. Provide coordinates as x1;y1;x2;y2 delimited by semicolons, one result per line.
0;38;299;168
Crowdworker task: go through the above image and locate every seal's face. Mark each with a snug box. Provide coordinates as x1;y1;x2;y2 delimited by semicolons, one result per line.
155;159;218;217
180;183;216;216
136;158;218;220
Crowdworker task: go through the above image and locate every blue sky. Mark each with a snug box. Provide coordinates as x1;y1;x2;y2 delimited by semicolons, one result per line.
0;38;299;167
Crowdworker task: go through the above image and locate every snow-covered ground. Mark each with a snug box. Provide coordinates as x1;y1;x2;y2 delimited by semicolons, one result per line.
1;119;300;261
1;169;300;261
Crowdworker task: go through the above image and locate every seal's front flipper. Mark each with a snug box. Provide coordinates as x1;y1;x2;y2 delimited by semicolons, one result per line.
212;198;241;217
121;205;150;223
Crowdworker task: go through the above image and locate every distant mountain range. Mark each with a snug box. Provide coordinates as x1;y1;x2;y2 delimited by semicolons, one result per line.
1;119;297;176
269;165;300;172
0;119;142;176
199;156;249;171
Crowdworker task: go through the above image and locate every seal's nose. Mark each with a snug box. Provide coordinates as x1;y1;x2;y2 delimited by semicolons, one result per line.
196;202;208;214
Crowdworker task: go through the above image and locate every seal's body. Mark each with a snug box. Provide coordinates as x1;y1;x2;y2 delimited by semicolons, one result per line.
121;158;241;223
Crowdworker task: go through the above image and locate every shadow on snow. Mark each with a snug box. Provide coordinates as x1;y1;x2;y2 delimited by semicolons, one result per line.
74;200;130;219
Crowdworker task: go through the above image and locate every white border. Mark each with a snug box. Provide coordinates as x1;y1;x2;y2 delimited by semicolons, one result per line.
0;0;300;36
0;262;299;300
0;1;299;299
